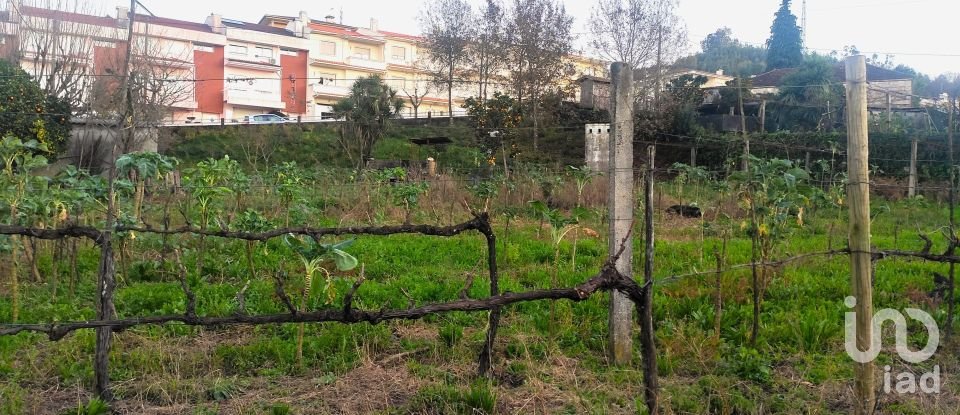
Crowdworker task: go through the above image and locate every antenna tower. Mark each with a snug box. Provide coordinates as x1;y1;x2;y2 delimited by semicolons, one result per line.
801;0;807;46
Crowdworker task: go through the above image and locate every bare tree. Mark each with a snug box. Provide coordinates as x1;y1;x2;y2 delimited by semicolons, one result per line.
648;0;686;107
89;21;195;152
420;0;473;125
589;0;686;108
401;70;432;119
588;0;658;69
506;0;572;150
467;0;507;102
3;0;105;111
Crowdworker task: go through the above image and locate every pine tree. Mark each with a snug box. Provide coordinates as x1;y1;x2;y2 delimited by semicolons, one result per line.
765;0;803;70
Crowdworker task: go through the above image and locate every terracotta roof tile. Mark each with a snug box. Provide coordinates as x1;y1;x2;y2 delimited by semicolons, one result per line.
380;30;422;42
750;68;795;87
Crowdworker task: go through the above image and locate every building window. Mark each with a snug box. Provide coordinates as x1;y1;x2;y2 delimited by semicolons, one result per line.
352;46;371;60
319;41;336;56
391;46;406;61
228;44;247;56
255;46;274;63
194;44;214;53
316;72;337;85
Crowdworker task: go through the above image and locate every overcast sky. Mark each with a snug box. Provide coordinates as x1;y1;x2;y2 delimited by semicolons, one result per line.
92;0;958;76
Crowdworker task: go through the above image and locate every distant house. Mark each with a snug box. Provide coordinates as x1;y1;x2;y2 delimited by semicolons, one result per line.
578;76;612;111
666;68;735;89
577;68;734;110
748;63;915;109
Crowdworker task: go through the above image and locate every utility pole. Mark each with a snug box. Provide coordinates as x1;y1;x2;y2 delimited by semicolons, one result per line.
908;136;918;197
738;78;749;170
607;62;634;365
759;99;767;133
801;0;807;47
653;20;663;110
886;93;893;131
845;55;875;415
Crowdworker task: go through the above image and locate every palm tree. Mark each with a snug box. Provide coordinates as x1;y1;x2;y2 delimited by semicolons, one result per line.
333;75;406;169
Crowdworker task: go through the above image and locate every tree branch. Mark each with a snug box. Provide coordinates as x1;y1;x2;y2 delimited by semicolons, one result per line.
0;266;628;341
174;250;197;321
343;266;365;322
271;271;297;315
0;224;102;243
120;215;489;241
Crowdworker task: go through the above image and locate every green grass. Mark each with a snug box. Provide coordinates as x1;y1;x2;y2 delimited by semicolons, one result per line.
0;177;958;413
165;122;485;171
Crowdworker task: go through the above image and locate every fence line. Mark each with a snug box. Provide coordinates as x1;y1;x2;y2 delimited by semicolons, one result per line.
0;212;650;401
3;138;960;409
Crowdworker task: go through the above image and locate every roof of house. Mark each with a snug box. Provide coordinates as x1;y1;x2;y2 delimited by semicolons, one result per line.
750;63;912;88
308;22;384;42
578;75;610;83
259;14;420;42
222;19;295;36
668;68;735;80
135;14;213;33
13;6;214;34
835;64;912;82
380;30;422;42
749;68;795;88
258;14;297;25
19;5;118;27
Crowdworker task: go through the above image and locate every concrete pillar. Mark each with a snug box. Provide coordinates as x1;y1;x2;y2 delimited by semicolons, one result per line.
585;123;610;172
608;62;634;365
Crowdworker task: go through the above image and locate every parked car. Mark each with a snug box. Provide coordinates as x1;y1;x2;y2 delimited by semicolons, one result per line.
243;114;289;124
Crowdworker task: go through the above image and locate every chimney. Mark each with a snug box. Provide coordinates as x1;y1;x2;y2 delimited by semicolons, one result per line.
6;0;20;23
369;18;379;32
116;6;129;28
716;69;725;76
297;11;310;37
206;13;224;34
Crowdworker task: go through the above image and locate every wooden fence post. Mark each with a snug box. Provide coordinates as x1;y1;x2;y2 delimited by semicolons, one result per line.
641;144;660;414
947;94;957;338
845;55;875;415
608;62;634;365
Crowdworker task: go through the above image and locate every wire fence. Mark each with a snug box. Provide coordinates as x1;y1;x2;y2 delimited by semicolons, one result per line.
2;109;959;410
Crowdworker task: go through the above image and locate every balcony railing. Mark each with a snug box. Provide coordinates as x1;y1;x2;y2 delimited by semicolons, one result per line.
345;56;387;71
224;88;285;110
313;82;351;98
